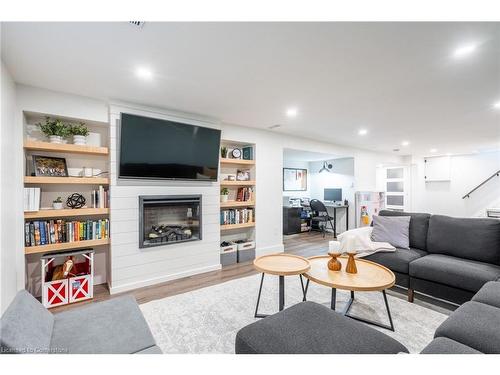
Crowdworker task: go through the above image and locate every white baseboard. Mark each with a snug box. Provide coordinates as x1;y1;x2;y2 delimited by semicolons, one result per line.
108;264;222;295
256;243;284;256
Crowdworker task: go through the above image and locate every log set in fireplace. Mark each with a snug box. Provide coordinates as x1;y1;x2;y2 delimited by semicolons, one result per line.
139;195;202;248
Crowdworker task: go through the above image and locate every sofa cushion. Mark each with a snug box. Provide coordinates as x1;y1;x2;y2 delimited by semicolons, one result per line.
420;337;482;354
434;301;500;354
409;254;500;292
364;247;427;274
426;215;500;265
51;296;157;354
0;290;54;354
235;301;408;354
371;215;411;249
379;210;431;250
471;281;500;309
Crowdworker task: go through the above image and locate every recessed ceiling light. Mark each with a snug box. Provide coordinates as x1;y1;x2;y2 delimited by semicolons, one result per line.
135;67;153;80
453;43;477;59
493;101;500;109
401;141;410;146
358;129;368;136
430;148;438;153
285;108;298;118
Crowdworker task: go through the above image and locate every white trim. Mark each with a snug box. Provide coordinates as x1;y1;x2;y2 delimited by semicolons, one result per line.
108;264;222;295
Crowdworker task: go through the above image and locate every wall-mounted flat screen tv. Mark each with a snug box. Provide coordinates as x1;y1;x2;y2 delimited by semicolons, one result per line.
119;113;221;181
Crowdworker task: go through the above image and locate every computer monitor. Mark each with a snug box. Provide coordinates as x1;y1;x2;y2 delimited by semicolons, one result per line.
324;188;342;202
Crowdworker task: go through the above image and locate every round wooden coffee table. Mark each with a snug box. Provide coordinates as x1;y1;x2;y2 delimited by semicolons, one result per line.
303;255;396;330
253;254;310;318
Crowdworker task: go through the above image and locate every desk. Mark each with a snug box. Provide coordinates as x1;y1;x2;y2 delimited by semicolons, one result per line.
316;204;349;237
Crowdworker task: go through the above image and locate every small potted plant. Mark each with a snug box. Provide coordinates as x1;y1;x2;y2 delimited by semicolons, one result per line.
220;187;229;203
53;196;63;210
70;122;89;145
221;146;228;159
37;117;70;144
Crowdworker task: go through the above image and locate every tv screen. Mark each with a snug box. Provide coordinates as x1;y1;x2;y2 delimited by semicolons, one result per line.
119;113;221;181
324;188;342;202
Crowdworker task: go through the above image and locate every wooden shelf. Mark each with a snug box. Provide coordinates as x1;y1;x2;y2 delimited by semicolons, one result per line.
24;140;109;156
24;176;109;185
25;208;109;219
220;180;256;186
220;158;255;166
25;238;110;255
221;222;255;231
220;200;255;208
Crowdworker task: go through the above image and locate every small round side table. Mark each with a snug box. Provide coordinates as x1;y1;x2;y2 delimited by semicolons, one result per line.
253;254;311;318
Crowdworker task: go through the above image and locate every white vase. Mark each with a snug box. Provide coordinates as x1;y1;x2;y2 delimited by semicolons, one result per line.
49;135;63;144
220;195;229;203
53;202;63;210
73;135;87;145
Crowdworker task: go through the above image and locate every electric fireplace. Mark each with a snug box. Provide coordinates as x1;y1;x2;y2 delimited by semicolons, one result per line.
139;195;202;248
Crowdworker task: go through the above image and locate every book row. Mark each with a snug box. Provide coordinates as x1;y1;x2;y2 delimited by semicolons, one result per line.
236;187;254;202
220;208;254;225
25;219;110;247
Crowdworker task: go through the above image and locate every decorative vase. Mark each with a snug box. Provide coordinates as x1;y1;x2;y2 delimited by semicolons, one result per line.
346;252;358;274
327;252;342;271
73;135;87;145
53;202;63;210
49;135;63;144
220;195;229;203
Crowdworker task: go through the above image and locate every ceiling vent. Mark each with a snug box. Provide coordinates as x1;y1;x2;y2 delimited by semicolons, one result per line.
129;21;145;29
268;124;281;129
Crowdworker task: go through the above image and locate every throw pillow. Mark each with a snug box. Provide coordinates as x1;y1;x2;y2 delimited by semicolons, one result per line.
371;215;411;249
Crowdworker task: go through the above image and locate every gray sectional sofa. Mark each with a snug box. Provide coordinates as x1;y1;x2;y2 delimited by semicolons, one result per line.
364;210;500;304
0;290;161;354
235;280;500;354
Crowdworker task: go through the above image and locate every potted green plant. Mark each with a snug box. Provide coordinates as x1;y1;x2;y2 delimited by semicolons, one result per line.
53;196;63;210
70;122;89;145
221;146;228;158
220;187;229;203
37;117;70;144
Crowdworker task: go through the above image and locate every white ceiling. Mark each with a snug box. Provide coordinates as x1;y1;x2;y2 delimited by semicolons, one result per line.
2;22;499;155
283;148;343;162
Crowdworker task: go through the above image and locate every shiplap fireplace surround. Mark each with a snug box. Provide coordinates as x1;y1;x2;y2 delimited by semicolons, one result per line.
109;103;221;294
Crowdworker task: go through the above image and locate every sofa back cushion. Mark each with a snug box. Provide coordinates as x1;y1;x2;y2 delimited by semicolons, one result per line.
427;215;500;265
0;290;54;354
379;210;431;250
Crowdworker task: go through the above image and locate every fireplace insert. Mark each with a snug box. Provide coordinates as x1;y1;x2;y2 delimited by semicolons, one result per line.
139;195;202;248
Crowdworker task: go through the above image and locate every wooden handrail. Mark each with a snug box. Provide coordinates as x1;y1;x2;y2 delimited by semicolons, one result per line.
462;170;500;199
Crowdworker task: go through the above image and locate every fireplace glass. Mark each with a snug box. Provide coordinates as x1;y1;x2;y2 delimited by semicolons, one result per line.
139;195;202;248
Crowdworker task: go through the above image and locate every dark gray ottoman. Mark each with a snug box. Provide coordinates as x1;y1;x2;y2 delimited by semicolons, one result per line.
235;301;408;354
421;337;481;354
471;281;500;308
434;301;500;354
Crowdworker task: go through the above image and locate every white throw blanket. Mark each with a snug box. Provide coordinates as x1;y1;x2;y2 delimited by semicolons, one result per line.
329;226;395;258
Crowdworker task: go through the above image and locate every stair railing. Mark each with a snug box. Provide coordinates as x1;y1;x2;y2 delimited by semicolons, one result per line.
462;170;500;199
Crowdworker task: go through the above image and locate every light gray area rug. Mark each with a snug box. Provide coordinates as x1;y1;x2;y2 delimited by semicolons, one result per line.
140;274;448;354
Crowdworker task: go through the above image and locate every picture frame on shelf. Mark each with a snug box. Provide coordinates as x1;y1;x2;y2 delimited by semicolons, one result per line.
32;155;68;177
236;169;251;181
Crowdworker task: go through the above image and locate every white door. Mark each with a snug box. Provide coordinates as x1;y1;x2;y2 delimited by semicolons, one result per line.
384;166;411;212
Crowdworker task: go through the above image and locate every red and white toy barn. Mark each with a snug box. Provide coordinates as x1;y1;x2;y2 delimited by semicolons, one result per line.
41;249;94;308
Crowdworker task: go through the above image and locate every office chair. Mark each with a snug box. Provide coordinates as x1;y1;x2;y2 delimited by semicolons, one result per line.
309;199;335;238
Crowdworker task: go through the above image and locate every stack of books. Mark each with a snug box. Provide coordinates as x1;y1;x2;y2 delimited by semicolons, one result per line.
220;208;254;225
25;219;110;247
24;188;41;212
236;187;254;202
91;185;109;208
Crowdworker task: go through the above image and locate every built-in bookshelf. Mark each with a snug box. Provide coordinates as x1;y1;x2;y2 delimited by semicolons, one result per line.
22;111;110;257
219;139;256;253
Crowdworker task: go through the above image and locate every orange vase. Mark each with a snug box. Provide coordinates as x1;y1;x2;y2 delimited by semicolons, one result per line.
346;252;358;274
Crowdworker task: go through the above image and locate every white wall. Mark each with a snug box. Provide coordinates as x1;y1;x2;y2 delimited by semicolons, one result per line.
411;151;500;217
1;60;23;312
282;160;310;198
